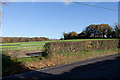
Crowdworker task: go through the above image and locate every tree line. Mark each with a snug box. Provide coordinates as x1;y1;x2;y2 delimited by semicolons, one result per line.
1;24;120;43
63;24;120;40
1;37;49;43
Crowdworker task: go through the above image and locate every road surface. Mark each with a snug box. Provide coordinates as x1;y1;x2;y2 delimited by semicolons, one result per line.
2;53;120;80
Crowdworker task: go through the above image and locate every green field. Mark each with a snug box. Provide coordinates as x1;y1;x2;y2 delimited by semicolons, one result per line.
1;39;118;51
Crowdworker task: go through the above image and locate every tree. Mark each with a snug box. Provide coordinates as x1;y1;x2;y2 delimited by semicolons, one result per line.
78;31;86;38
19;37;25;42
63;31;78;39
34;37;39;41
4;37;10;43
85;24;102;38
68;31;78;39
85;24;98;38
63;33;69;40
111;31;116;38
115;25;120;38
99;24;112;38
106;27;113;38
84;24;112;38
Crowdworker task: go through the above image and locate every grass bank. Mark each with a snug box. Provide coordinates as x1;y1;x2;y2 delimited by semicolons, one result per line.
2;48;118;77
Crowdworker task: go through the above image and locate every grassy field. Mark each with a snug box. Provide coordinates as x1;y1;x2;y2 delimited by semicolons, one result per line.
1;39;118;51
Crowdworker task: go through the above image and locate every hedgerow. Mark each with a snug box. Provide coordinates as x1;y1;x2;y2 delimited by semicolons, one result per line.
44;40;119;57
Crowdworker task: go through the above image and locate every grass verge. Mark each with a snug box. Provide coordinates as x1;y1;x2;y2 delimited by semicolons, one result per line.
2;48;118;77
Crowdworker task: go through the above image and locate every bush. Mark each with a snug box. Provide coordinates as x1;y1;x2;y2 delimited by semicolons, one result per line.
44;40;119;57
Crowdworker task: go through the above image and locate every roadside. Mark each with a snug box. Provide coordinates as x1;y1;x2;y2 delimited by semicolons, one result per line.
2;53;120;80
2;48;118;77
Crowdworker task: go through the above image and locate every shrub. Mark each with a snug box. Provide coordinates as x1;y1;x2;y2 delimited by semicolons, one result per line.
44;40;119;57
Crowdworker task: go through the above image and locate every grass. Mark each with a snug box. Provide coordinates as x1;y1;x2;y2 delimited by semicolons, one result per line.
1;39;118;51
2;48;118;76
2;55;31;76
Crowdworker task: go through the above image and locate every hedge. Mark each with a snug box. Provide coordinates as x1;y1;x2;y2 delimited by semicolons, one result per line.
44;40;119;56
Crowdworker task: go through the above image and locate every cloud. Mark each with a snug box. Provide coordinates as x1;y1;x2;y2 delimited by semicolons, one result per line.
63;0;72;5
89;2;98;5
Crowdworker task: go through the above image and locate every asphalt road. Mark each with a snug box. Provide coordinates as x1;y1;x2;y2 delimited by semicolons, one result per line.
2;53;120;80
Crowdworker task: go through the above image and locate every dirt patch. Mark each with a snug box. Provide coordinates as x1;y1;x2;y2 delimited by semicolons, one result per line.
5;50;42;58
